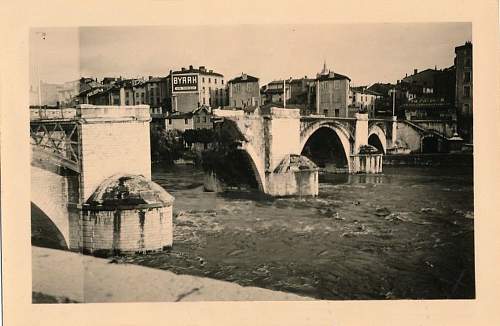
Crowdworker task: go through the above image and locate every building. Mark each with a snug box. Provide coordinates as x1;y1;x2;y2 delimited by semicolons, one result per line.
87;84;123;106
227;73;260;108
261;80;291;105
401;68;437;94
145;76;169;110
313;62;351;117
401;98;456;121
454;41;473;142
367;82;416;118
165;106;213;132
192;106;213;129
349;86;382;118
170;65;226;113
133;81;147;105
165;112;194;132
289;77;315;105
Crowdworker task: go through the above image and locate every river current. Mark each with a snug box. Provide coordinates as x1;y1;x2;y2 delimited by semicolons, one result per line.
117;164;474;300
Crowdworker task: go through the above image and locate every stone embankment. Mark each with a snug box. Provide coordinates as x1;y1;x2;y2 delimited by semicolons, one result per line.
383;153;473;167
32;246;311;303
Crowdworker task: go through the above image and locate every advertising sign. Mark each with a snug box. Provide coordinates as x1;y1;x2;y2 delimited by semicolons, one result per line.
172;74;198;92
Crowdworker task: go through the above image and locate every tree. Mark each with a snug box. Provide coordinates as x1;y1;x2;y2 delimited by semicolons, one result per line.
150;128;184;165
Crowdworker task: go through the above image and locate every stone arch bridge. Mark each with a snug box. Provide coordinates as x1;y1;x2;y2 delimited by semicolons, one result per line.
213;107;398;196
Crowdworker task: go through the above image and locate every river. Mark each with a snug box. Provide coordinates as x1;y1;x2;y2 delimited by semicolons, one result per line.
116;164;474;300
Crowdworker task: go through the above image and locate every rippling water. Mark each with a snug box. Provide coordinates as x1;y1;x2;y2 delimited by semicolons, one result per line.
117;164;474;300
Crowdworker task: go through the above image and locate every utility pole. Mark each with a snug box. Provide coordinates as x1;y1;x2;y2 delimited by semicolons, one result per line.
35;32;46;119
392;88;396;117
283;79;286;108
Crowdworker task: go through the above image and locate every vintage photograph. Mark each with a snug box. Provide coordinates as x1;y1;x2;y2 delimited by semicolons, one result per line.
30;24;474;303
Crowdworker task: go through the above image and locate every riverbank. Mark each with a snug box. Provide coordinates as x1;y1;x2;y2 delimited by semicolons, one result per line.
32;246;310;303
383;153;473;167
120;165;475;300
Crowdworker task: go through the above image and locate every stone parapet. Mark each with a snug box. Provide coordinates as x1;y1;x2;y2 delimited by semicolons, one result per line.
77;104;150;121
269;107;300;119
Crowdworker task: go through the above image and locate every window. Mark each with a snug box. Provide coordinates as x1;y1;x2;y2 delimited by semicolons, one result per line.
203;116;207;123
209;78;211;83
463;104;470;114
222;79;224;85
335;109;340;117
196;116;200;123
168;119;172;124
323;109;328;115
215;79;217;84
464;71;471;83
184;118;189;124
334;80;340;89
464;86;471;98
202;77;205;83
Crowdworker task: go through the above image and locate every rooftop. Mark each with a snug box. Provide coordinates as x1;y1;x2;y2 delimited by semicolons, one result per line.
228;73;259;84
172;65;223;77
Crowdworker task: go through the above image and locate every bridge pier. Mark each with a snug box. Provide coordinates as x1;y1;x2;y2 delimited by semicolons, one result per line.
354;113;369;153
212;107;399;197
31;105;175;254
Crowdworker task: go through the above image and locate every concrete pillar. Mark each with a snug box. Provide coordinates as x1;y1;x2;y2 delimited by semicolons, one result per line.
119;88;126;106
391;115;397;147
77;105;152;202
268;107;301;171
354;113;369;154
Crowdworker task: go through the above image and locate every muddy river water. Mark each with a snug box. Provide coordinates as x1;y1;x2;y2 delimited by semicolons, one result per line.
117;164;474;300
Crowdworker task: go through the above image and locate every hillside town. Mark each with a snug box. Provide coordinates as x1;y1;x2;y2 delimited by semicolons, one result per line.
30;41;473;146
30;33;475;304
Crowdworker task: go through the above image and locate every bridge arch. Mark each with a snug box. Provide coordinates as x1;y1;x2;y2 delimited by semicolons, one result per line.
368;124;387;154
31;202;68;250
299;122;352;172
239;143;266;192
421;134;441;153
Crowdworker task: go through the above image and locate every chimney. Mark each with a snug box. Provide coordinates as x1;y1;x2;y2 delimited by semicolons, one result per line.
189;65;193;69
209;70;213;73
414;69;418;75
181;67;186;71
242;73;247;80
149;76;153;80
199;66;206;71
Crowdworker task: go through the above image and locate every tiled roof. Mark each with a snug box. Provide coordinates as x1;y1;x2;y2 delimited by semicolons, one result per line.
317;72;351;81
228;74;259;83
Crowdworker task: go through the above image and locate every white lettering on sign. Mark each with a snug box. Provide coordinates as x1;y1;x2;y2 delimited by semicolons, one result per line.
172;74;198;92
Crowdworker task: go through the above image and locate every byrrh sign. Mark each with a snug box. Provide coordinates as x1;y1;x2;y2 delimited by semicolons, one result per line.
172;74;198;92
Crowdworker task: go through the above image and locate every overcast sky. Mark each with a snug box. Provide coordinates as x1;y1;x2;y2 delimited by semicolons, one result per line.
30;23;471;87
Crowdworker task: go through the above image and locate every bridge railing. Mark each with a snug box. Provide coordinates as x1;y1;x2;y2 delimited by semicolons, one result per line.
30;118;80;168
30;107;77;121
